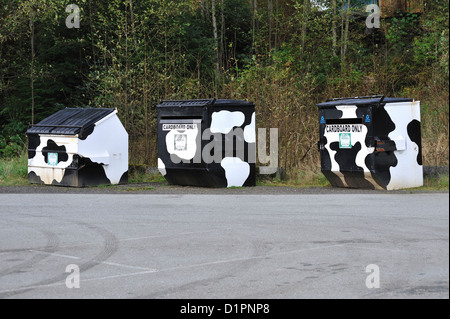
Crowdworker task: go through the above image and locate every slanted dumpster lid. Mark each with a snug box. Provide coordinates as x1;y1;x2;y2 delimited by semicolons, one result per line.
158;99;254;107
317;95;413;108
26;108;116;138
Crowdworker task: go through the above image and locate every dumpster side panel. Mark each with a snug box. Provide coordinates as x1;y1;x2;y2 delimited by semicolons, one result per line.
384;101;423;190
210;107;256;187
77;112;129;185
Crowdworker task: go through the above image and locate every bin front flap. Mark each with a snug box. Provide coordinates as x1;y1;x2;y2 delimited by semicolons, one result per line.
382;101;423;190
77;112;128;185
317;97;422;190
208;101;256;187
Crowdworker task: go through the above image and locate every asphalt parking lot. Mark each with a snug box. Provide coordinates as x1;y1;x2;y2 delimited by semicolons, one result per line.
0;191;448;299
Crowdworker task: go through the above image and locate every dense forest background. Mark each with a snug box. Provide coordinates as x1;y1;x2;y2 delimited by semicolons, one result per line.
0;0;448;177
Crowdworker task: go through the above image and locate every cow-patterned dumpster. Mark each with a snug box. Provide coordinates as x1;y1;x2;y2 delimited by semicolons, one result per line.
157;99;256;188
317;95;422;190
26;108;128;187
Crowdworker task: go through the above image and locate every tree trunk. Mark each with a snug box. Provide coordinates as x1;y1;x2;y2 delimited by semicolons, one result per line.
30;17;35;124
211;0;220;85
274;0;279;49
343;0;351;60
130;0;137;49
339;3;344;61
268;0;273;51
221;0;225;71
252;0;257;55
332;0;337;57
125;3;129;130
301;0;309;55
89;0;95;63
201;0;205;17
144;39;148;161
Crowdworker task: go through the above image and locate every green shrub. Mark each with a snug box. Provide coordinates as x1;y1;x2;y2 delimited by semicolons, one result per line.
0;151;28;186
0;134;26;159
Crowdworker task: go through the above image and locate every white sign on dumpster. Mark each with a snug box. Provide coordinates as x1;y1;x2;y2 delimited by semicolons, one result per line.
339;133;352;149
48;153;58;166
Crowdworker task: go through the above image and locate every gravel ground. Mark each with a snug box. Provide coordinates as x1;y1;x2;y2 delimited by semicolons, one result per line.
0;182;447;195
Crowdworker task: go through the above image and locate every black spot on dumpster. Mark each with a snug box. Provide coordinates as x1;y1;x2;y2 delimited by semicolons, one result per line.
207;165;228;188
42;140;69;164
169;153;187;164
320;136;332;170
244;163;256;186
371;151;398;188
28;171;44;184
53;156;111;187
78;125;95;140
330;142;361;171
326;107;344;120
364;154;385;189
407;120;422;165
322;171;346;188
53;168;78;187
355;106;373;147
119;171;128;184
320;137;347;187
27;134;40;159
373;106;396;138
355;107;367;120
241;111;253;127
77;157;111;186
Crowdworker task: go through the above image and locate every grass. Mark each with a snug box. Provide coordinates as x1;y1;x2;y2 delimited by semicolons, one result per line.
0;154;168;187
0;152;28;186
0;154;448;191
410;174;449;191
128;168;167;184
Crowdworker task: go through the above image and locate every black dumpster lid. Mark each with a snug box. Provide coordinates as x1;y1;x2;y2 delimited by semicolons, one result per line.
317;96;413;108
158;99;254;107
26;108;116;137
